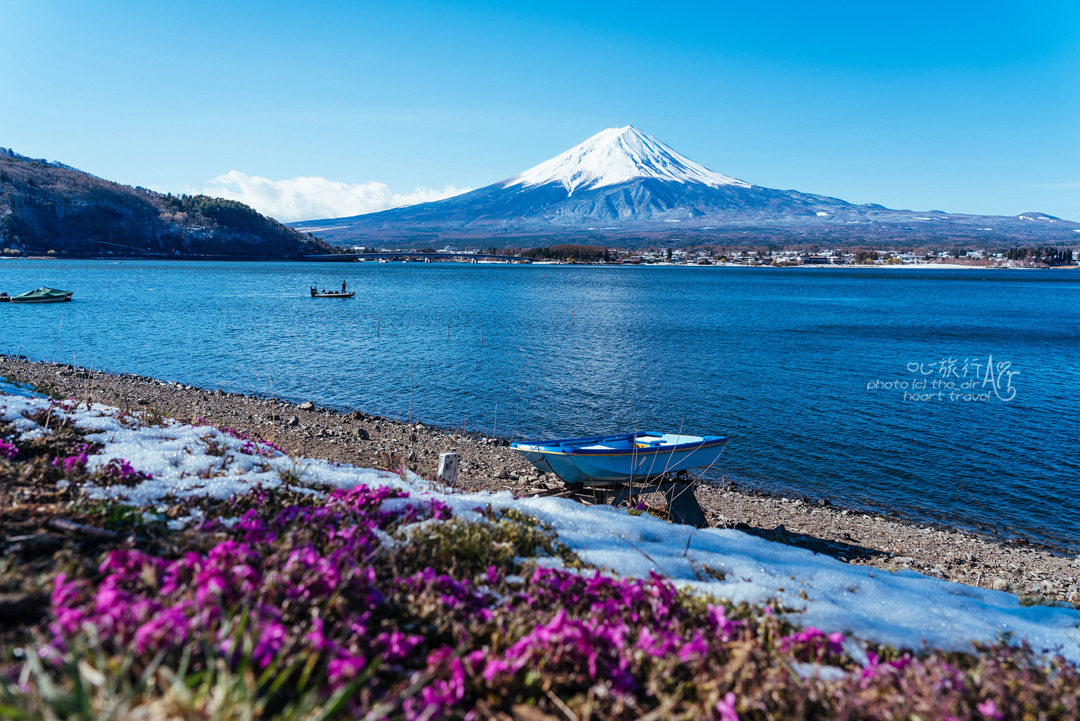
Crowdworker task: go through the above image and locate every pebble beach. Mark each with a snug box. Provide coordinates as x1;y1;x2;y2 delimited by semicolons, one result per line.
3;354;1078;607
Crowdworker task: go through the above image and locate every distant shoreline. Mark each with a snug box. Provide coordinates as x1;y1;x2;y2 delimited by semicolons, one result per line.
2;255;1076;270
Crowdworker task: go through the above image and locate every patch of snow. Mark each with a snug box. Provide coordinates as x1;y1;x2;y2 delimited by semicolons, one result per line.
790;662;849;681
816;212;829;217
504;126;749;196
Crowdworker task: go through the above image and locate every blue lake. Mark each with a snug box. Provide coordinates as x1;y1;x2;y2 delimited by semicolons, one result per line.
2;259;1078;549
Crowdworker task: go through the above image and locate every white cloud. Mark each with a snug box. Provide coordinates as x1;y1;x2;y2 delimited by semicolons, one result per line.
203;171;471;223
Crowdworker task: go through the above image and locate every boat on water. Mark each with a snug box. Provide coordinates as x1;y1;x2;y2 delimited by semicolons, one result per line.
1;287;74;303
511;431;728;487
310;286;355;299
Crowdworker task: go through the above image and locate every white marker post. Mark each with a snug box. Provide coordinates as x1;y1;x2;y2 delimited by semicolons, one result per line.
437;453;460;488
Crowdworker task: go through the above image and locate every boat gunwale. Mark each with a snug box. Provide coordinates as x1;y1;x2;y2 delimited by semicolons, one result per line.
511;433;728;457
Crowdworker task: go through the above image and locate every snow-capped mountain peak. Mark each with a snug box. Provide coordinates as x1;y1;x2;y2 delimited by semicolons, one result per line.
503;126;749;195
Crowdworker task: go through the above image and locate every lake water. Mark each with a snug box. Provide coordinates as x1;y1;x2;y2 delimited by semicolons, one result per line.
2;259;1078;550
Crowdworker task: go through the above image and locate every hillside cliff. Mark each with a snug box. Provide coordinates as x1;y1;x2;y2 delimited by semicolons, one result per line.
0;148;335;258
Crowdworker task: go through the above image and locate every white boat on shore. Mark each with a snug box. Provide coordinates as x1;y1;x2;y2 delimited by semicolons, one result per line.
511;431;728;487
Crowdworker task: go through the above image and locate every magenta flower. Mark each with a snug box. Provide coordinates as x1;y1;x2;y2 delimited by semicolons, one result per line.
51;452;88;474
716;691;740;721
328;653;366;682
0;438;18;459
134;605;190;654
977;699;1004;720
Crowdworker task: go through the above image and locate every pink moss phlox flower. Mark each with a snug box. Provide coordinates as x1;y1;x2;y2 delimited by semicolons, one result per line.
191;541;262;606
716;691;740;721
402;567;488;617
283;544;341;601
51;573;84;608
779;626;845;662
52;452;88;473
134;604;190;654
306;615;332;652
0;438;18;459
482;657;511;683
707;604;739;641
49;574;87;638
252;618;289;669
497;609;636;693
860;651;914;687
220;427;283;456
328;652;367;683
637;626;679;658
99;548;165;582
376;631;424;662
100;457;147;483
977;699;1004;720
90;585;156;642
406;647;466;719
429;499;452;520
485;565;501;585
677;631;709;663
237;509;276;545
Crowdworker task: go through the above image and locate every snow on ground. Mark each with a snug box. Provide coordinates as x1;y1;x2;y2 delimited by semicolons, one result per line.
3;390;1079;664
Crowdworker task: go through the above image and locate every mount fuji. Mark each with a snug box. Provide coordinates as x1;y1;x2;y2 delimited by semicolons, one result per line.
292;126;1078;246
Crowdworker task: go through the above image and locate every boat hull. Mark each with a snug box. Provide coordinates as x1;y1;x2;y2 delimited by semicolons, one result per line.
9;296;73;303
511;432;728;487
7;287;73;303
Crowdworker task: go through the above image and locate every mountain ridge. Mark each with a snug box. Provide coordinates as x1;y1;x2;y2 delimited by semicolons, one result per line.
291;128;1080;248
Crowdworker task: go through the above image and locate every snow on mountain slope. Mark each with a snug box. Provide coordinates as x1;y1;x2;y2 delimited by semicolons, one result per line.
504;126;750;196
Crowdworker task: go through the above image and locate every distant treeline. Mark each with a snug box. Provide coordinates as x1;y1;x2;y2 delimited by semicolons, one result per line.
1004;246;1074;265
523;244;611;261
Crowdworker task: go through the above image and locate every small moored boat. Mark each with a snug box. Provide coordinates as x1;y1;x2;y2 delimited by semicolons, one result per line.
511;431;728;487
3;287;74;303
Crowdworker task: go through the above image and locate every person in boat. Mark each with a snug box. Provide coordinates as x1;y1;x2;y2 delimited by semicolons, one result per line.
341;280;346;294
310;286;317;297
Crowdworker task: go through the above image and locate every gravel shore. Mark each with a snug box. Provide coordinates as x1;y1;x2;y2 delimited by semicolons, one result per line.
4;355;1078;606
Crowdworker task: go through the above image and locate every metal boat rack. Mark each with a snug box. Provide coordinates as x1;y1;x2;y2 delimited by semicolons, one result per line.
534;470;709;528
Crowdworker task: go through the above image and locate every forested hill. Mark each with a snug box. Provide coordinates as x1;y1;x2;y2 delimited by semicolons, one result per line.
0;147;336;258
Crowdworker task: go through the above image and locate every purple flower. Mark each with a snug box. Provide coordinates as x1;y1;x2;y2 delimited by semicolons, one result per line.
252;618;289;668
377;630;423;662
328;653;366;682
707;603;739;641
0;438;18;459
51;452;88;473
779;626;845;661
716;692;740;721
134;605;190;653
977;699;1004;720
99;457;149;484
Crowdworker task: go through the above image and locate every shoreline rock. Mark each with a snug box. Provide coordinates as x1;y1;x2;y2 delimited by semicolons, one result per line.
2;354;1076;606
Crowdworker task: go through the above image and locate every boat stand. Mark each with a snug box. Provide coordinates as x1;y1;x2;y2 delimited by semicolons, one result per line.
540;471;709;528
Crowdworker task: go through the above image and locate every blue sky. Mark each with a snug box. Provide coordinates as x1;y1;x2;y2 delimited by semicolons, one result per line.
3;0;1079;222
